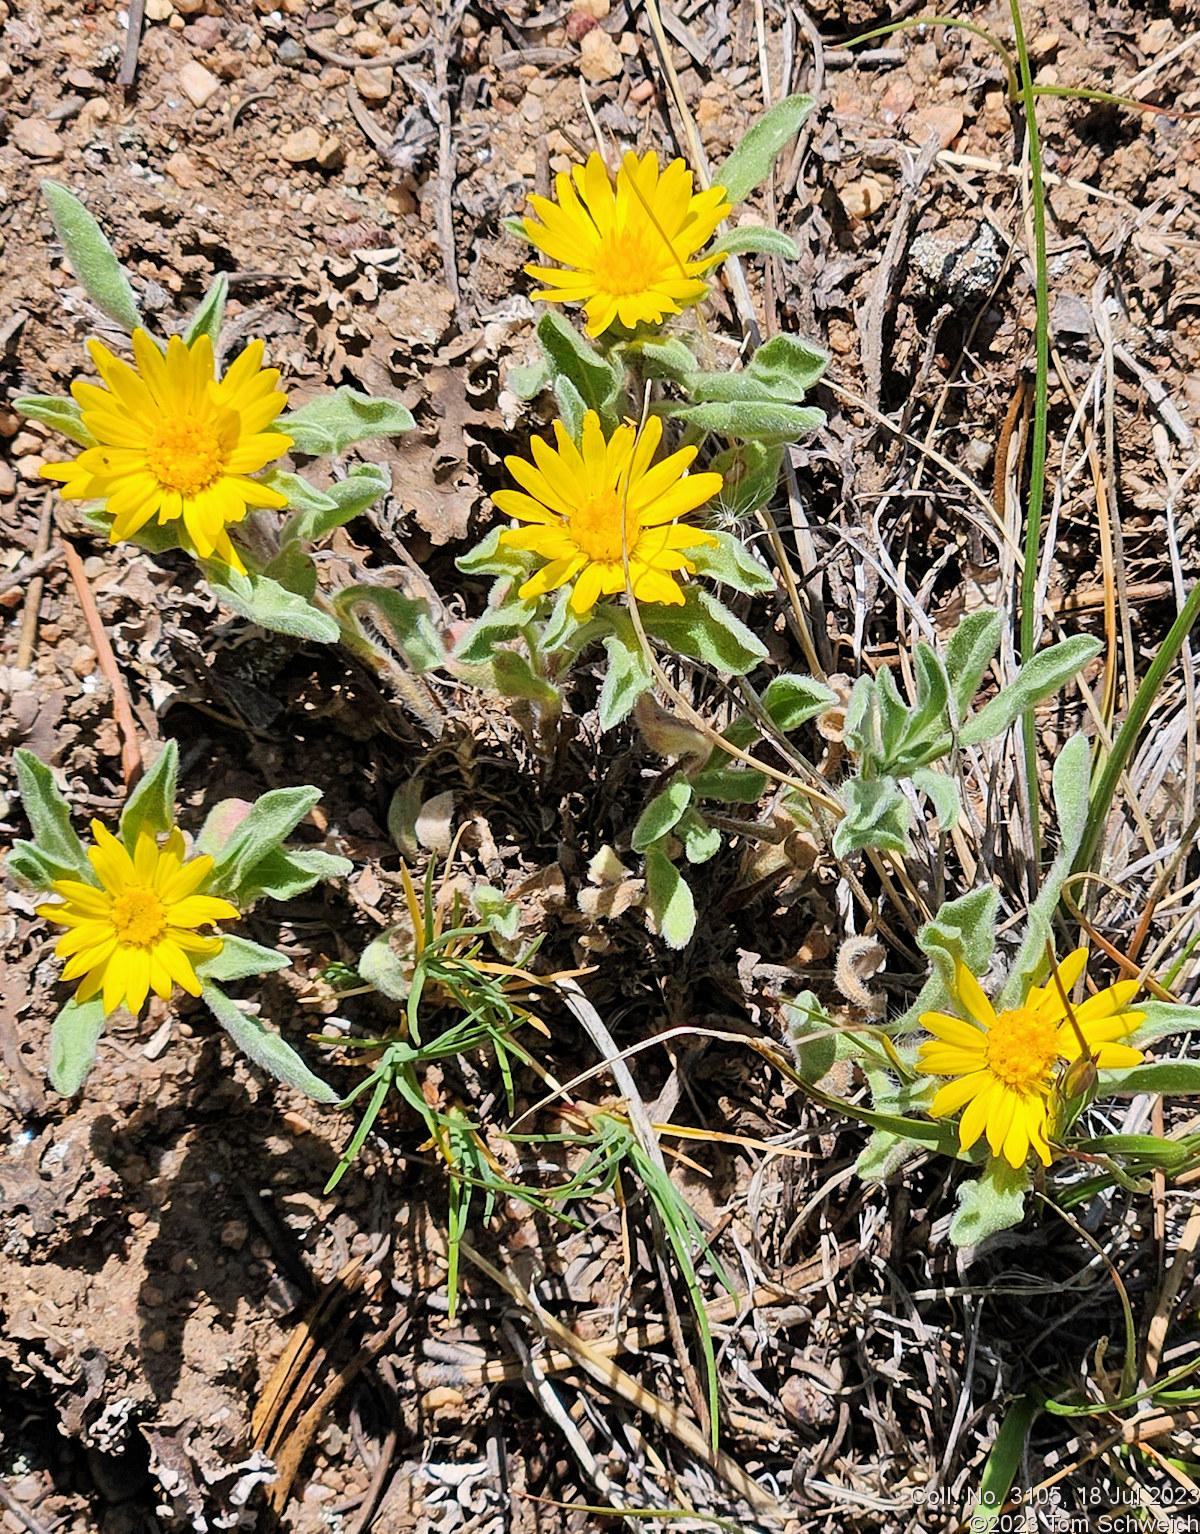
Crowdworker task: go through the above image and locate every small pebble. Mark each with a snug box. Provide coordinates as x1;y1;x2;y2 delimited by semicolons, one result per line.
578;26;622;82
315;134;344;170
277;36;307;66
12;118;62;159
354;63;393;100
145;0;174;19
70;646;96;678
280;125;323;162
220;1219;249;1250
178;59;221;108
909;104;963;150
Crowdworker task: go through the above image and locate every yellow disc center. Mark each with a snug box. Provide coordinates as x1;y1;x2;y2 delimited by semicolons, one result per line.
568;488;637;563
110;886;167;947
145;419;225;497
985;1007;1061;1093
593;230;666;298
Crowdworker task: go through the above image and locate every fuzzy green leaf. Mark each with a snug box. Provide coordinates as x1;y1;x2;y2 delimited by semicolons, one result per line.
334;585;443;674
507;357;551;399
13;394;97;448
911;766;961;832
48;996;108;1097
711;441;783;520
194;935;290;982
949;1158;1030;1247
281;464;391;543
13;749;92;884
666;399;825;444
832;776;910;859
644;846;696;949
689;530;775;594
628;336;700;380
896;885;1000;1034
678;810;721;864
686;333;829;405
762;673;837;732
263;540;318;601
452;597;537;664
632;778;693;853
642;588;768;675
208;787;323;897
709;226;799;260
553;374;587;443
238;847;351;906
536;311;622;421
783;990;838;1085
598;622;654;731
183;271;228;349
280;387;415;455
690;763;767;802
714;94;816;205
358;927;413;1001
119;739;178;849
960;634;1101;745
203;562;340;643
42;179;141;332
945;608;1002;724
1104;1062;1200;1096
456;528;532;580
997;733;1091;1010
491;650;559;708
201;983;338;1103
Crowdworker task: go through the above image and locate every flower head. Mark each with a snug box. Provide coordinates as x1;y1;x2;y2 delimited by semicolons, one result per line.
495;410;721;617
41;329;292;572
524;151;732;336
917;951;1145;1169
36;822;239;1017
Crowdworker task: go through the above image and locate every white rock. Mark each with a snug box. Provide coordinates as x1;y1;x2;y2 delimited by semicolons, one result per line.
178;59;221;108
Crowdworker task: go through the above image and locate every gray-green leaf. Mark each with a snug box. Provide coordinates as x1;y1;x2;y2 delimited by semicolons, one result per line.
13;394;97;448
42;180;142;333
632;778;693;853
959;634;1101;746
203;563;340;644
183;271;228;349
762;673;837;732
709;226;800;260
280;387;415;455
13;749;92;885
194;935;290;982
642;588;768;675
714;94;816;205
335;584;444;674
949;1159;1030;1248
48;996;108;1097
119;738;178;849
689;529;775;595
644;846;696;949
201;983;338;1103
832;776;911;859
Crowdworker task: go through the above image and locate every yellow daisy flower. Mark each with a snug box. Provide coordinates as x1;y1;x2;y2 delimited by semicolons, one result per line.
36;822;239;1018
524;150;732;336
917;951;1146;1170
495;410;721;617
40;328;292;573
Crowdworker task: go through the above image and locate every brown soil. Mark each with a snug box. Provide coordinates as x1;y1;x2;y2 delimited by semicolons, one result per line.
2;0;1200;1529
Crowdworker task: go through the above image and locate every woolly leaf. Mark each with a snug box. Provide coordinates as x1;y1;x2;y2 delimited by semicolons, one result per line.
710;226;800;260
666;399;825;444
714;94;816;204
632;778;693;854
201;983;338;1103
452;597;537;664
237;847;352;906
194;936;290;982
644;846;696;949
912;766;961;832
42;179;141;332
598;622;654;731
183;271;228;349
945;609;1002;724
207;787;323;897
280;387;415;455
960;634;1101;745
763;674;837;732
456;528;532;580
629;336;700;380
677;810;721;864
334;585;443;674
832;776;910;859
13;750;91;884
690;530;775;595
894;884;1000;1034
553;374;587;444
949;1159;1030;1248
281;464;391;543
642;588;768;675
119;739;178;849
536;310;622;420
262;540;318;601
203;563;340;643
491;650;559;709
13;394;96;447
48;996;108;1097
711;441;783;520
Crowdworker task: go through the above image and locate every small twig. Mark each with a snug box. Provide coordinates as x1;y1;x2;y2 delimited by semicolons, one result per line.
304;35;432;69
0;1484;61;1534
346;1357;401;1534
117;0;145;89
0;546;59;599
60;537;143;788
14;496;54;671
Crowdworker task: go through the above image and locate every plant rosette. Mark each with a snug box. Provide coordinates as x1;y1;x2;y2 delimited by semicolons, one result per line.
9;742;350;1102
